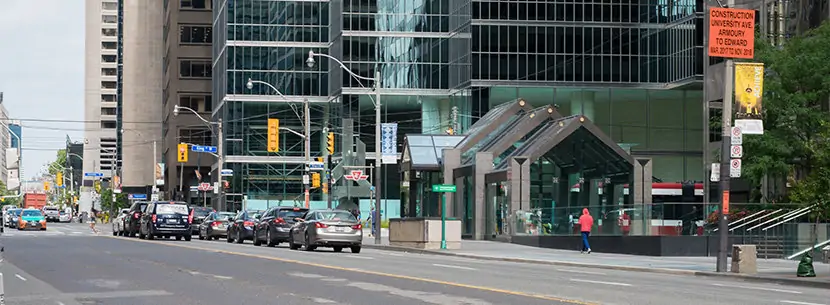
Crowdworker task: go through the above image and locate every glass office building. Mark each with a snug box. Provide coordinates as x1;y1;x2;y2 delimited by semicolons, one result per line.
213;0;705;210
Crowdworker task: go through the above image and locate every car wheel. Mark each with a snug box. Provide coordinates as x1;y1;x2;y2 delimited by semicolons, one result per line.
176;235;182;241
184;234;191;241
303;233;315;251
235;230;244;244
112;230;117;236
350;246;361;254
139;230;146;239
266;230;277;247
288;231;300;250
253;230;262;246
198;231;204;240
333;247;343;252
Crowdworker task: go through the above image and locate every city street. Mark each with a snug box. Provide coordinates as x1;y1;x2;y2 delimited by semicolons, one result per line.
0;223;827;305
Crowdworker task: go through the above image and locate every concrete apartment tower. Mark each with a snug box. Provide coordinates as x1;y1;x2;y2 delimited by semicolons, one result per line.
83;0;162;211
121;1;162;189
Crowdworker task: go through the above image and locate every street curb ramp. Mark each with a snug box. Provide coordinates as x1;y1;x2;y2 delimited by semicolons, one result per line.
361;244;830;290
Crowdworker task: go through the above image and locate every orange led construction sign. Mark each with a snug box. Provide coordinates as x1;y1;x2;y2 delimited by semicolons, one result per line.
708;8;756;59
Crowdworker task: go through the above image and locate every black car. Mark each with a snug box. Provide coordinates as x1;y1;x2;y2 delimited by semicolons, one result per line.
253;207;308;247
189;206;213;235
226;210;263;244
139;202;192;241
124;201;149;237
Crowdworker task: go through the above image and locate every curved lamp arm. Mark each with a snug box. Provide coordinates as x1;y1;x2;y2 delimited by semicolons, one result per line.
174;105;214;126
308;51;377;82
246;79;293;101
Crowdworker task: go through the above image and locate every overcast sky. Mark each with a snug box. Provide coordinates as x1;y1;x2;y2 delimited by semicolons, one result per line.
0;0;84;180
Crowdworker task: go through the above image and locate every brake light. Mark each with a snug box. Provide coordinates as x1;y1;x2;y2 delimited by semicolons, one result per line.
315;222;328;228
133;212;140;219
188;211;193;224
351;224;362;230
274;217;285;224
211;221;222;227
243;221;254;227
152;215;157;223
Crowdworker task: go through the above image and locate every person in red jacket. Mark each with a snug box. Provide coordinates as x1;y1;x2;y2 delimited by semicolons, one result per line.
579;208;594;254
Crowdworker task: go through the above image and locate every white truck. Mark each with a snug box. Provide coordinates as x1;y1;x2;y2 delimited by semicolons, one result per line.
42;206;61;222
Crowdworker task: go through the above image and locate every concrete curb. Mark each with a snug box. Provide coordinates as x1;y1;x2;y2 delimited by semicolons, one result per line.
361;244;830;289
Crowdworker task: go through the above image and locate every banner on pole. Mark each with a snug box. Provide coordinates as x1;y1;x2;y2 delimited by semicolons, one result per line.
734;62;765;134
155;163;165;186
381;123;398;164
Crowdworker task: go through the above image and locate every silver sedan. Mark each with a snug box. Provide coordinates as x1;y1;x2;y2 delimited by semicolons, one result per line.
288;209;362;253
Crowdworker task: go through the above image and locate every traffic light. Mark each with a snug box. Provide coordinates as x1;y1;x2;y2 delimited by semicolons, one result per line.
326;132;335;154
56;172;63;187
311;173;321;188
177;143;188;163
44;181;50;191
322;182;328;194
267;118;280;152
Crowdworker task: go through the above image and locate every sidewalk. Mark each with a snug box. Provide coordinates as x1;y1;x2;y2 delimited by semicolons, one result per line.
360;234;830;289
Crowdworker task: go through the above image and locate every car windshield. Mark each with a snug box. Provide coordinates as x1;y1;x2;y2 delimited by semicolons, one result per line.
11;210;21;216
317;211;357;222
278;210;307;220
244;211;263;220
43;207;58;211
218;212;235;220
156;204;189;215
192;207;212;217
22;210;42;217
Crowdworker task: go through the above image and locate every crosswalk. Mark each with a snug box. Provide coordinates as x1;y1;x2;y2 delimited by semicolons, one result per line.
1;225;102;237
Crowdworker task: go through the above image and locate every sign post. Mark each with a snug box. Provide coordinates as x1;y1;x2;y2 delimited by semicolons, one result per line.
431;184;457;250
708;5;756;273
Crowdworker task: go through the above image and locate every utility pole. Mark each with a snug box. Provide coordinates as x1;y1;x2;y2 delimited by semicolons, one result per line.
374;70;382;245
217;118;225;211
152;140;157;200
304;98;311;209
717;60;734;272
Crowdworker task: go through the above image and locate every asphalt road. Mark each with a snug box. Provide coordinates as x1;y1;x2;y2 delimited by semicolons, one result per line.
1;223;828;305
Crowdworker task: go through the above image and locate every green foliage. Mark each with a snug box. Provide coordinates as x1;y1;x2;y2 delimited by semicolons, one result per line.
0;180;20;206
47;149;67;176
741;22;830;208
99;188;129;211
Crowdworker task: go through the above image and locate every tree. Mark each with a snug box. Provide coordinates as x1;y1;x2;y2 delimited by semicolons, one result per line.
99;188;129;212
47;149;67;176
0;180;20;206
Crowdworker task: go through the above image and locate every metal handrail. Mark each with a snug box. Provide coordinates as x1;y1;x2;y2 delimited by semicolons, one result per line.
762;207;814;231
747;205;814;231
786;238;830;260
713;209;770;232
729;209;783;232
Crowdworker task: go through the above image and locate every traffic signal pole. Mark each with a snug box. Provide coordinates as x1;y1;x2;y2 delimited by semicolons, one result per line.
304;98;311;209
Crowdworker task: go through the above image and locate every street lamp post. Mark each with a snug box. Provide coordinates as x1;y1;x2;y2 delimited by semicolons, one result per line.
67;153;83;198
246;78;311;208
307;50;382;245
174;105;225;211
1;123;22;199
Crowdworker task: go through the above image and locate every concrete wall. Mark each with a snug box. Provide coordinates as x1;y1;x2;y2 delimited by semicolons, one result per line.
121;1;163;187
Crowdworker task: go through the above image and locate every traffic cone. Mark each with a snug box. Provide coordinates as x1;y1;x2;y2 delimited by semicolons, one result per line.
797;251;816;277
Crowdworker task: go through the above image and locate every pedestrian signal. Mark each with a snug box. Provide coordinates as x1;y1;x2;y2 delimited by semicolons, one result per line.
177;143;188;163
267;119;279;152
311;173;321;188
326;132;335;155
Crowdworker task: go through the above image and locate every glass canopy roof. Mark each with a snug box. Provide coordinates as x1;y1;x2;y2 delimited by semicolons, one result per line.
403;135;466;170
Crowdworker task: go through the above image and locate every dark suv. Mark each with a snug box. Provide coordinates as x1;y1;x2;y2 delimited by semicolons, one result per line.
124;201;149;237
189;206;213;235
253;207;308;247
139;202;192;241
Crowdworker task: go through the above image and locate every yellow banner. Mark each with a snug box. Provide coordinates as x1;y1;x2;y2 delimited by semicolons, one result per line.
734;62;764;120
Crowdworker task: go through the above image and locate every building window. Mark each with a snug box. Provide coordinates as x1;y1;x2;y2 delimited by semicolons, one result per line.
101;81;117;89
102;41;117;50
101;94;116;103
102;15;117;23
102;55;117;63
102;2;118;10
179;128;211;146
101;28;117;36
179;95;212;112
101;121;117;129
181;0;211;10
179;60;212;78
101;108;117;116
101;68;117;76
180;25;212;44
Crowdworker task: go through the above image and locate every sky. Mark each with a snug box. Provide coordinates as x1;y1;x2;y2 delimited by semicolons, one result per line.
0;0;85;180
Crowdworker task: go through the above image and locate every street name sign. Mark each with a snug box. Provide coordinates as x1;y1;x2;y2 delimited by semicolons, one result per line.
191;145;218;153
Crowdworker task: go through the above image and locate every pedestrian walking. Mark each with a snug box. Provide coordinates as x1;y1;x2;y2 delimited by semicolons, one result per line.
579;208;594;254
88;208;99;234
367;207;376;237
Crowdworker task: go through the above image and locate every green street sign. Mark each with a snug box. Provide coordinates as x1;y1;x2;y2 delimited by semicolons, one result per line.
432;184;457;193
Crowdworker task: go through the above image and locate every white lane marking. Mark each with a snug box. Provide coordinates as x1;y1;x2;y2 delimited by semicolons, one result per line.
344;255;374;260
712;283;801;294
432;264;477;271
15;274;27;281
781;301;825;305
555;268;607;275
569;279;631;287
374;251;405;257
213;275;232;280
56;302;65;305
72;232;82;234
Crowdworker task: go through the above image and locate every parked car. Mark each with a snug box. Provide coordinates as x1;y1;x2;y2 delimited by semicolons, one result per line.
289;209;362;253
253;207;308;247
7;209;22;229
124;201;149;237
138;202;192;241
189;206;213;235
226;210;263;244
42;206;60;222
111;208;130;236
3;205;16;226
18;209;47;231
58;210;72;222
198;211;236;240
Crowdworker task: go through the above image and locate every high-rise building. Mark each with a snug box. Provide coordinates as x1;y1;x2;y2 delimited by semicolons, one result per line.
0;101;11;187
83;0;162;210
161;0;214;203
